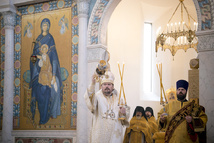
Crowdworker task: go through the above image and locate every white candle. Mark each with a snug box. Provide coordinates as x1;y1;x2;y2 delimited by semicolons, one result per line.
175;23;177;32
178;22;181;31
181;36;183;45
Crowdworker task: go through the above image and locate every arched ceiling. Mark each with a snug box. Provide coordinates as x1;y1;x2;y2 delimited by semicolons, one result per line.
141;0;197;22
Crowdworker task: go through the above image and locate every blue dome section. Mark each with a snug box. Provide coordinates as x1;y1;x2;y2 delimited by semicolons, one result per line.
60;67;69;81
23;70;31;83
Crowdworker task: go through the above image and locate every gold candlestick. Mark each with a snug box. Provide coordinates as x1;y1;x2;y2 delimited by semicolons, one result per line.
117;62;127;105
156;63;167;105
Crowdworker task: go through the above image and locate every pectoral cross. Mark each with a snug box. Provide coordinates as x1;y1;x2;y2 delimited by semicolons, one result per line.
105;110;109;118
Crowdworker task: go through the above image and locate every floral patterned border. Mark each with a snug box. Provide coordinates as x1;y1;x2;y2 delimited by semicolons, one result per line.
0;0;78;129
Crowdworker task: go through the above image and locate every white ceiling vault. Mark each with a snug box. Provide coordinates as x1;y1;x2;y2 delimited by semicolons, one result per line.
140;0;197;23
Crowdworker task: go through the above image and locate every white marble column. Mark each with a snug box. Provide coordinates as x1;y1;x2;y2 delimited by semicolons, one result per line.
2;11;16;143
197;30;214;143
76;0;90;143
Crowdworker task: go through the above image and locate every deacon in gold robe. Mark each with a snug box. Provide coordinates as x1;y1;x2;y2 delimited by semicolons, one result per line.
145;107;158;136
157;80;207;143
123;106;152;143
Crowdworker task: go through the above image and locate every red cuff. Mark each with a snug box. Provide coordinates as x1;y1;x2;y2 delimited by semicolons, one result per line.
188;123;197;142
189;123;194;130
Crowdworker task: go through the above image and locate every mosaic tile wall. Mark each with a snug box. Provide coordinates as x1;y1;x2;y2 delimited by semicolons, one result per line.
0;0;78;129
197;0;212;30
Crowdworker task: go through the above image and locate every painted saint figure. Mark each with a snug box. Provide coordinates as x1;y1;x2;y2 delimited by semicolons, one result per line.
58;15;68;34
30;18;63;124
24;21;33;38
38;44;52;87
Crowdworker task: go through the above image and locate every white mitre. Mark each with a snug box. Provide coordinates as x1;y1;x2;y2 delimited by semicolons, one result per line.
101;71;115;85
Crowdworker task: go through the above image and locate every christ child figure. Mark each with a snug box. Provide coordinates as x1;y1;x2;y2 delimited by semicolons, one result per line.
38;44;53;87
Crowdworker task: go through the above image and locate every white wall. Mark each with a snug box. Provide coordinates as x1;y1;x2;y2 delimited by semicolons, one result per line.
107;0;197;119
107;0;161;119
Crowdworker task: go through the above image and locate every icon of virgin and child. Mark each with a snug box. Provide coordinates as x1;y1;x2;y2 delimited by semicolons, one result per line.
29;18;63;125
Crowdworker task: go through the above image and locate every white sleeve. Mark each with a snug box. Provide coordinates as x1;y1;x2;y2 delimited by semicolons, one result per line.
84;83;96;113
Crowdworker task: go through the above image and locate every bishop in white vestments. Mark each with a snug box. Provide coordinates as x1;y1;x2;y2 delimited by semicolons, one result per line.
84;71;130;143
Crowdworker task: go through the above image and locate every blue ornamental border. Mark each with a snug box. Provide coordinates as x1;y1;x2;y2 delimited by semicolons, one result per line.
89;0;212;45
0;0;78;129
197;0;212;30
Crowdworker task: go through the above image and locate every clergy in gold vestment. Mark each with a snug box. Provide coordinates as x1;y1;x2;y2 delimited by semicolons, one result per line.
157;80;207;143
84;71;130;143
123;106;152;143
145;107;158;136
